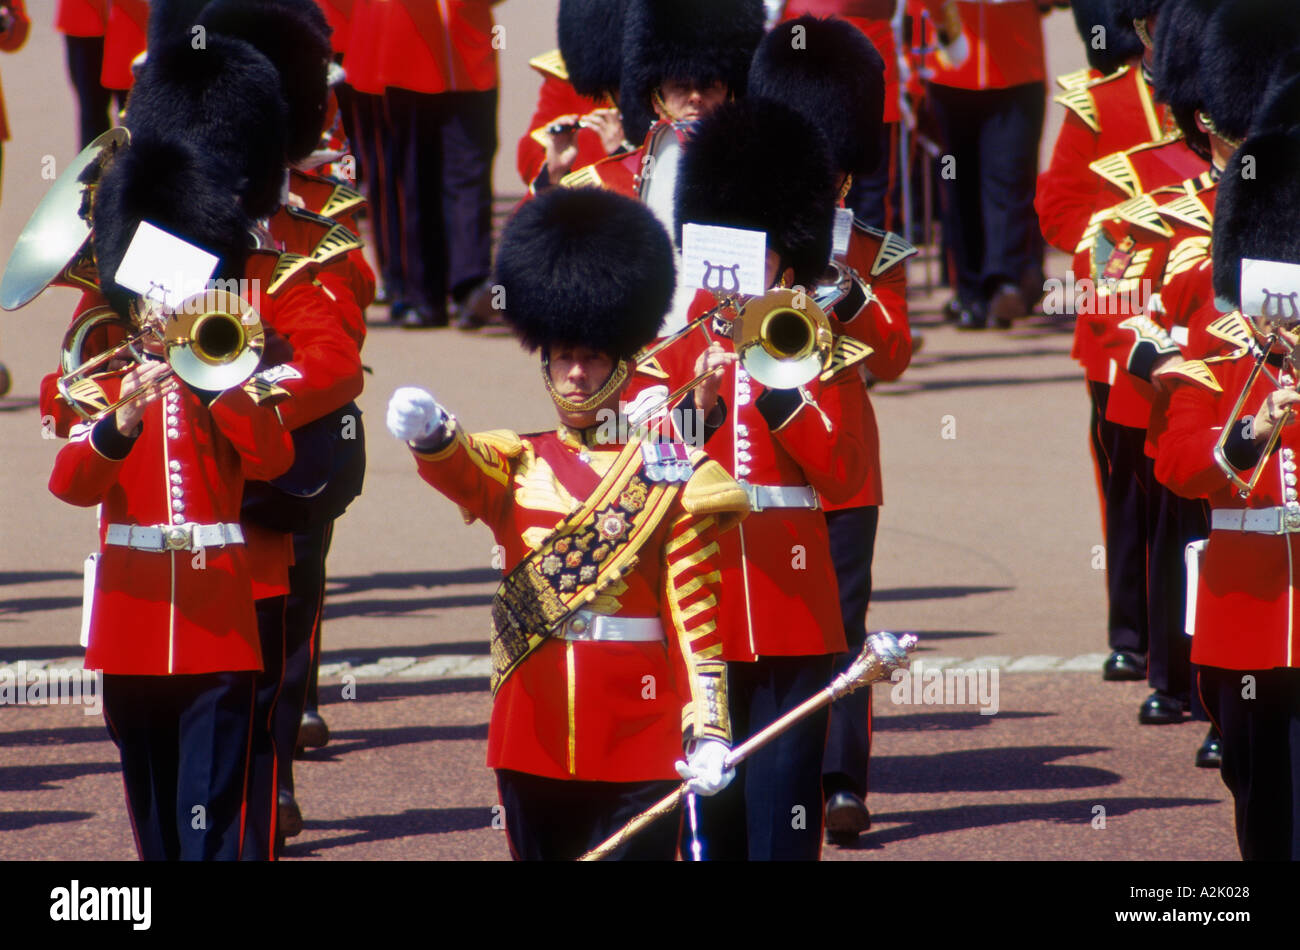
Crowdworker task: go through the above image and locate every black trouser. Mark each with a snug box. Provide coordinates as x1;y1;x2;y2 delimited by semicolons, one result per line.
382;87;498;314
1200;667;1300;860
847;123;900;232
687;654;835;861
495;770;681;861
823;506;880;800
928;81;1046;306
1147;474;1209;718
63;35;124;148
101;672;256;861
1101;413;1150;657
347;88;400;298
243;521;334;860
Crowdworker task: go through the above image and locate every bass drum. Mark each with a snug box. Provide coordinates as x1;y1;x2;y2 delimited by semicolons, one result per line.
637;119;699;336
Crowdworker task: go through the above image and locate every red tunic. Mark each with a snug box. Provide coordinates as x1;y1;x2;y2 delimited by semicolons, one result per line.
911;0;1046;91
560;145;641;198
411;422;743;782
57;0;107;37
101;0;146;91
344;0;498;96
516;52;612;191
50;379;294;676
1155;344;1300;671
314;0;352;54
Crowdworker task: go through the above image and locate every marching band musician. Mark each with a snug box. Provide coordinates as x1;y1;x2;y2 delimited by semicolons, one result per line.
387;187;750;861
517;0;630;196
1153;104;1300;860
642;97;871;860
560;0;764;196
748;13;916;846
46;35;299;861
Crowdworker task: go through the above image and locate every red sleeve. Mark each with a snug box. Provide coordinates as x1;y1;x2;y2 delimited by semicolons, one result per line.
410;423;516;531
209;386;295;481
1154;377;1230;500
770;374;869;505
262;281;365;430
49;418;127;507
516;75;612;188
315;267;370;350
855;263;912;382
1036;112;1103;253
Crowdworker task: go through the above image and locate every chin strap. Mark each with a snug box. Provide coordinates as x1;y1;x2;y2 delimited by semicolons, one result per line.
542;356;630;414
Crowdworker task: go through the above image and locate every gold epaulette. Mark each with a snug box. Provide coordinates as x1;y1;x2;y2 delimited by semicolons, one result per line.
1090;151;1140;198
853;222;918;277
1206;312;1254;355
242;375;291;406
266;252;314;296
318;183;366;221
820;335;874;381
1056;66;1097;91
1163;236;1211;284
633;354;669;380
285;205;364;267
1054;86;1100;133
559;164;605;189
1164;359;1222;393
682;456;750;527
1113;193;1173;238
528;48;569;82
1158;193;1214;234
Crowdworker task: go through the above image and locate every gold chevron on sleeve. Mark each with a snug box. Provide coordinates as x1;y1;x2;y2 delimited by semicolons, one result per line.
1090;152;1140;198
820;336;874;382
1158;194;1214;233
241;375;290;405
1165;359;1222;392
528;48;569;82
870;230;919;277
266;252;312;296
1206;312;1254;354
319;183;365;221
1054;87;1101;133
559;164;605;190
311;222;364;266
1056;67;1096;91
1163;237;1212;283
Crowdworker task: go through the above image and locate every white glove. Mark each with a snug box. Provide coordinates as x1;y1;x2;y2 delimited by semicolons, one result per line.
386;387;447;445
675;739;735;797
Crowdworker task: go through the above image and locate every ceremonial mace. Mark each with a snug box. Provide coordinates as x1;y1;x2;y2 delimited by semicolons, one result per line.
578;631;919;861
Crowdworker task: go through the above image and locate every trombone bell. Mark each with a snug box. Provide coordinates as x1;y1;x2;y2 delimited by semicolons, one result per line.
735;289;834;390
164;290;264;392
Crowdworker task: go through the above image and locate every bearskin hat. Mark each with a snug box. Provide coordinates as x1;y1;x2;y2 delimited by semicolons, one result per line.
1202;0;1300;145
1070;0;1144;74
1111;0;1167;24
147;0;211;50
1211;130;1300;308
674;98;836;288
558;0;628;100
748;16;886;177
620;0;766;145
199;0;333;164
1151;0;1218;159
494;188;676;361
125;34;288;219
91;138;255;320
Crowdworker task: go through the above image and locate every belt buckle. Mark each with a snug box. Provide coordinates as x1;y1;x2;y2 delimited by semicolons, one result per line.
163;524;192;551
1284;505;1300;533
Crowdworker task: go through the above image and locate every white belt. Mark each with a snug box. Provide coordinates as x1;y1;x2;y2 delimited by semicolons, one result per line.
105;522;245;552
739;482;820;513
555;610;665;643
1210;506;1300;535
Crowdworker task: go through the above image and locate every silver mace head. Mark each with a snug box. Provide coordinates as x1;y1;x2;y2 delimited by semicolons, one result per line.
830;632;919;699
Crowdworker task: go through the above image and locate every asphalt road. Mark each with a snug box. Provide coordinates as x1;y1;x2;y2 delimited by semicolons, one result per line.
0;5;1242;863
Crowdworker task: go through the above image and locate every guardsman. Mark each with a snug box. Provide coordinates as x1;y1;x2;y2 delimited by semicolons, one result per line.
561;0;764;196
344;0;500;328
1153;101;1300;859
517;0;630;196
47;32;298;861
643;98;870;860
910;0;1049;329
56;0;116;147
101;0;147;91
386;188;749;861
748;13;915;846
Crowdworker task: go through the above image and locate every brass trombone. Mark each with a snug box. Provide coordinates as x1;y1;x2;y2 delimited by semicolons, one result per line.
57;289;265;423
1212;322;1300;497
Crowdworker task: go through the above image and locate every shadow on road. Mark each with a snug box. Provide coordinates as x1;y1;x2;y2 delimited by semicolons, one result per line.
870;745;1118;793
0;595;81;615
280;806;494;856
320;640;490;666
0;810;96;831
0;571;82;587
0;760;120;792
0;725;108;747
323;592;494;620
296;723;489;762
835;795;1220;850
318;677;489;705
874;710;1049;732
873;585;1012;603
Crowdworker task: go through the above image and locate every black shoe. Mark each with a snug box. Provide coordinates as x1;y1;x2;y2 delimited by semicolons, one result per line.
1139;691;1186;725
278;791;303;839
824;791;871;845
402;306;448;329
1102;650;1145;681
0;362;10;397
956;305;987;330
297;710;330;751
388;300;410;324
987;283;1026;329
1195;726;1222;769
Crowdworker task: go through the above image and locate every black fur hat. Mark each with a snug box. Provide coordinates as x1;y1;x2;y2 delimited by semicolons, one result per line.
1202;0;1300;145
558;0;628;100
1070;0;1144;73
1111;0;1167;23
92;137;254;320
674;98;836;288
199;0;332;164
125;34;289;220
748;15;885;177
620;0;766;145
1151;0;1218;159
494;188;675;360
147;0;211;50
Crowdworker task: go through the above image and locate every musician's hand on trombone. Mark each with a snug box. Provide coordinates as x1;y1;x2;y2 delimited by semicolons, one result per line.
1249;389;1300;444
693;343;737;419
113;360;172;437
